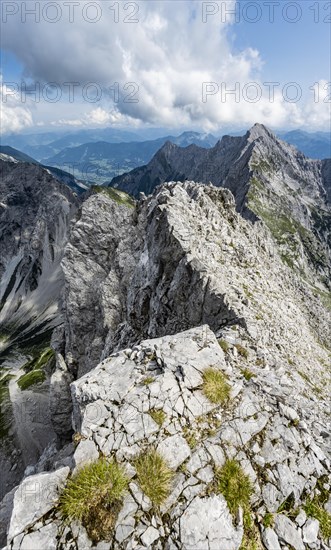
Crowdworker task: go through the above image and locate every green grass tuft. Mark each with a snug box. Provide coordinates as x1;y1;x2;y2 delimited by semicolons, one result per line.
202;367;231;405
59;458;128;543
91;186;135;208
239;520;263;550
215;459;253;516
183;426;198;449
303;477;331;540
135;449;173;507
142;376;155;385
240;368;255;381
304;499;331;540
235;344;249;359
263;512;274;528
149;409;166;427
218;339;230;353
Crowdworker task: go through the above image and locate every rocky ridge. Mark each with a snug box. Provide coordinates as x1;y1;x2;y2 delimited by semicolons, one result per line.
1;179;330;549
59;181;330;377
0;123;330;549
111;124;331;288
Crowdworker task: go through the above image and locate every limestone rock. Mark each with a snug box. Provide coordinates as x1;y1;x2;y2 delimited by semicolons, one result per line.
140;526;160;547
12;522;58;550
157;435;191;469
261;527;282;550
303;518;320;544
49;353;74;441
179;494;243;550
8;467;69;541
274;514;305;550
73;439;99;473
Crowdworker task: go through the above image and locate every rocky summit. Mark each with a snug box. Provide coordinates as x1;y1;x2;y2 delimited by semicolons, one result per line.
0;126;330;550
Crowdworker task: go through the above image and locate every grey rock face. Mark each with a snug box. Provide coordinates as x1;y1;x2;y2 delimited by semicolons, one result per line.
49;353;74;441
13;522;59;550
3;323;331;548
73;439;99;473
8;466;69;542
0;159;79;353
261;527;282;550
0;486;16;547
179;494;243;550
157;435;191;469
61;191;140;377
62;180;330;377
303;518;320;544
274;514;305;550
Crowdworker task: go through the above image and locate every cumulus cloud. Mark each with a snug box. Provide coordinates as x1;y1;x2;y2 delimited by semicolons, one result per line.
49;107;140;128
1;0;329;131
0;79;33;134
301;80;331;130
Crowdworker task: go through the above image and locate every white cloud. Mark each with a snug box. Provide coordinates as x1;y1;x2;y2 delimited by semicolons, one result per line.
51;119;83;127
49;107;140;128
0;79;33;134
1;1;330;131
301;80;331;130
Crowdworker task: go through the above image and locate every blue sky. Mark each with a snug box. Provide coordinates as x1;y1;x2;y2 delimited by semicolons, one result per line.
1;0;330;134
232;2;330;89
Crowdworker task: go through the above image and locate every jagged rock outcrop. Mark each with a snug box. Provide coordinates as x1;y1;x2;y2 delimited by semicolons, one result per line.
60;181;330;381
61;189;140;377
322;159;331;203
49;354;74;443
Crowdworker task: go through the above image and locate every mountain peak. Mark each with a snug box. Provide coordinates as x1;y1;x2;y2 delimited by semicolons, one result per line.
247;123;275;142
158;140;179;154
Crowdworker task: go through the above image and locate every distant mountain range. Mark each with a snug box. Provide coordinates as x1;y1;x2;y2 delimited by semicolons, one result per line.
110;125;331;207
1;128;329;187
40;132;218;183
278;130;331;160
2;128;146;161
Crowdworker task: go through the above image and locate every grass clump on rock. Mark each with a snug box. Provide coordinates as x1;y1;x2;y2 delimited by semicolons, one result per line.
235;344;249;359
59;458;128;542
218;339;230;353
240;368;255;381
135;449;173;507
142;376;155;386
149;409;166;427
91;185;135;208
303;476;331;540
202;367;231;405
215;459;253;516
215;460;257;549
